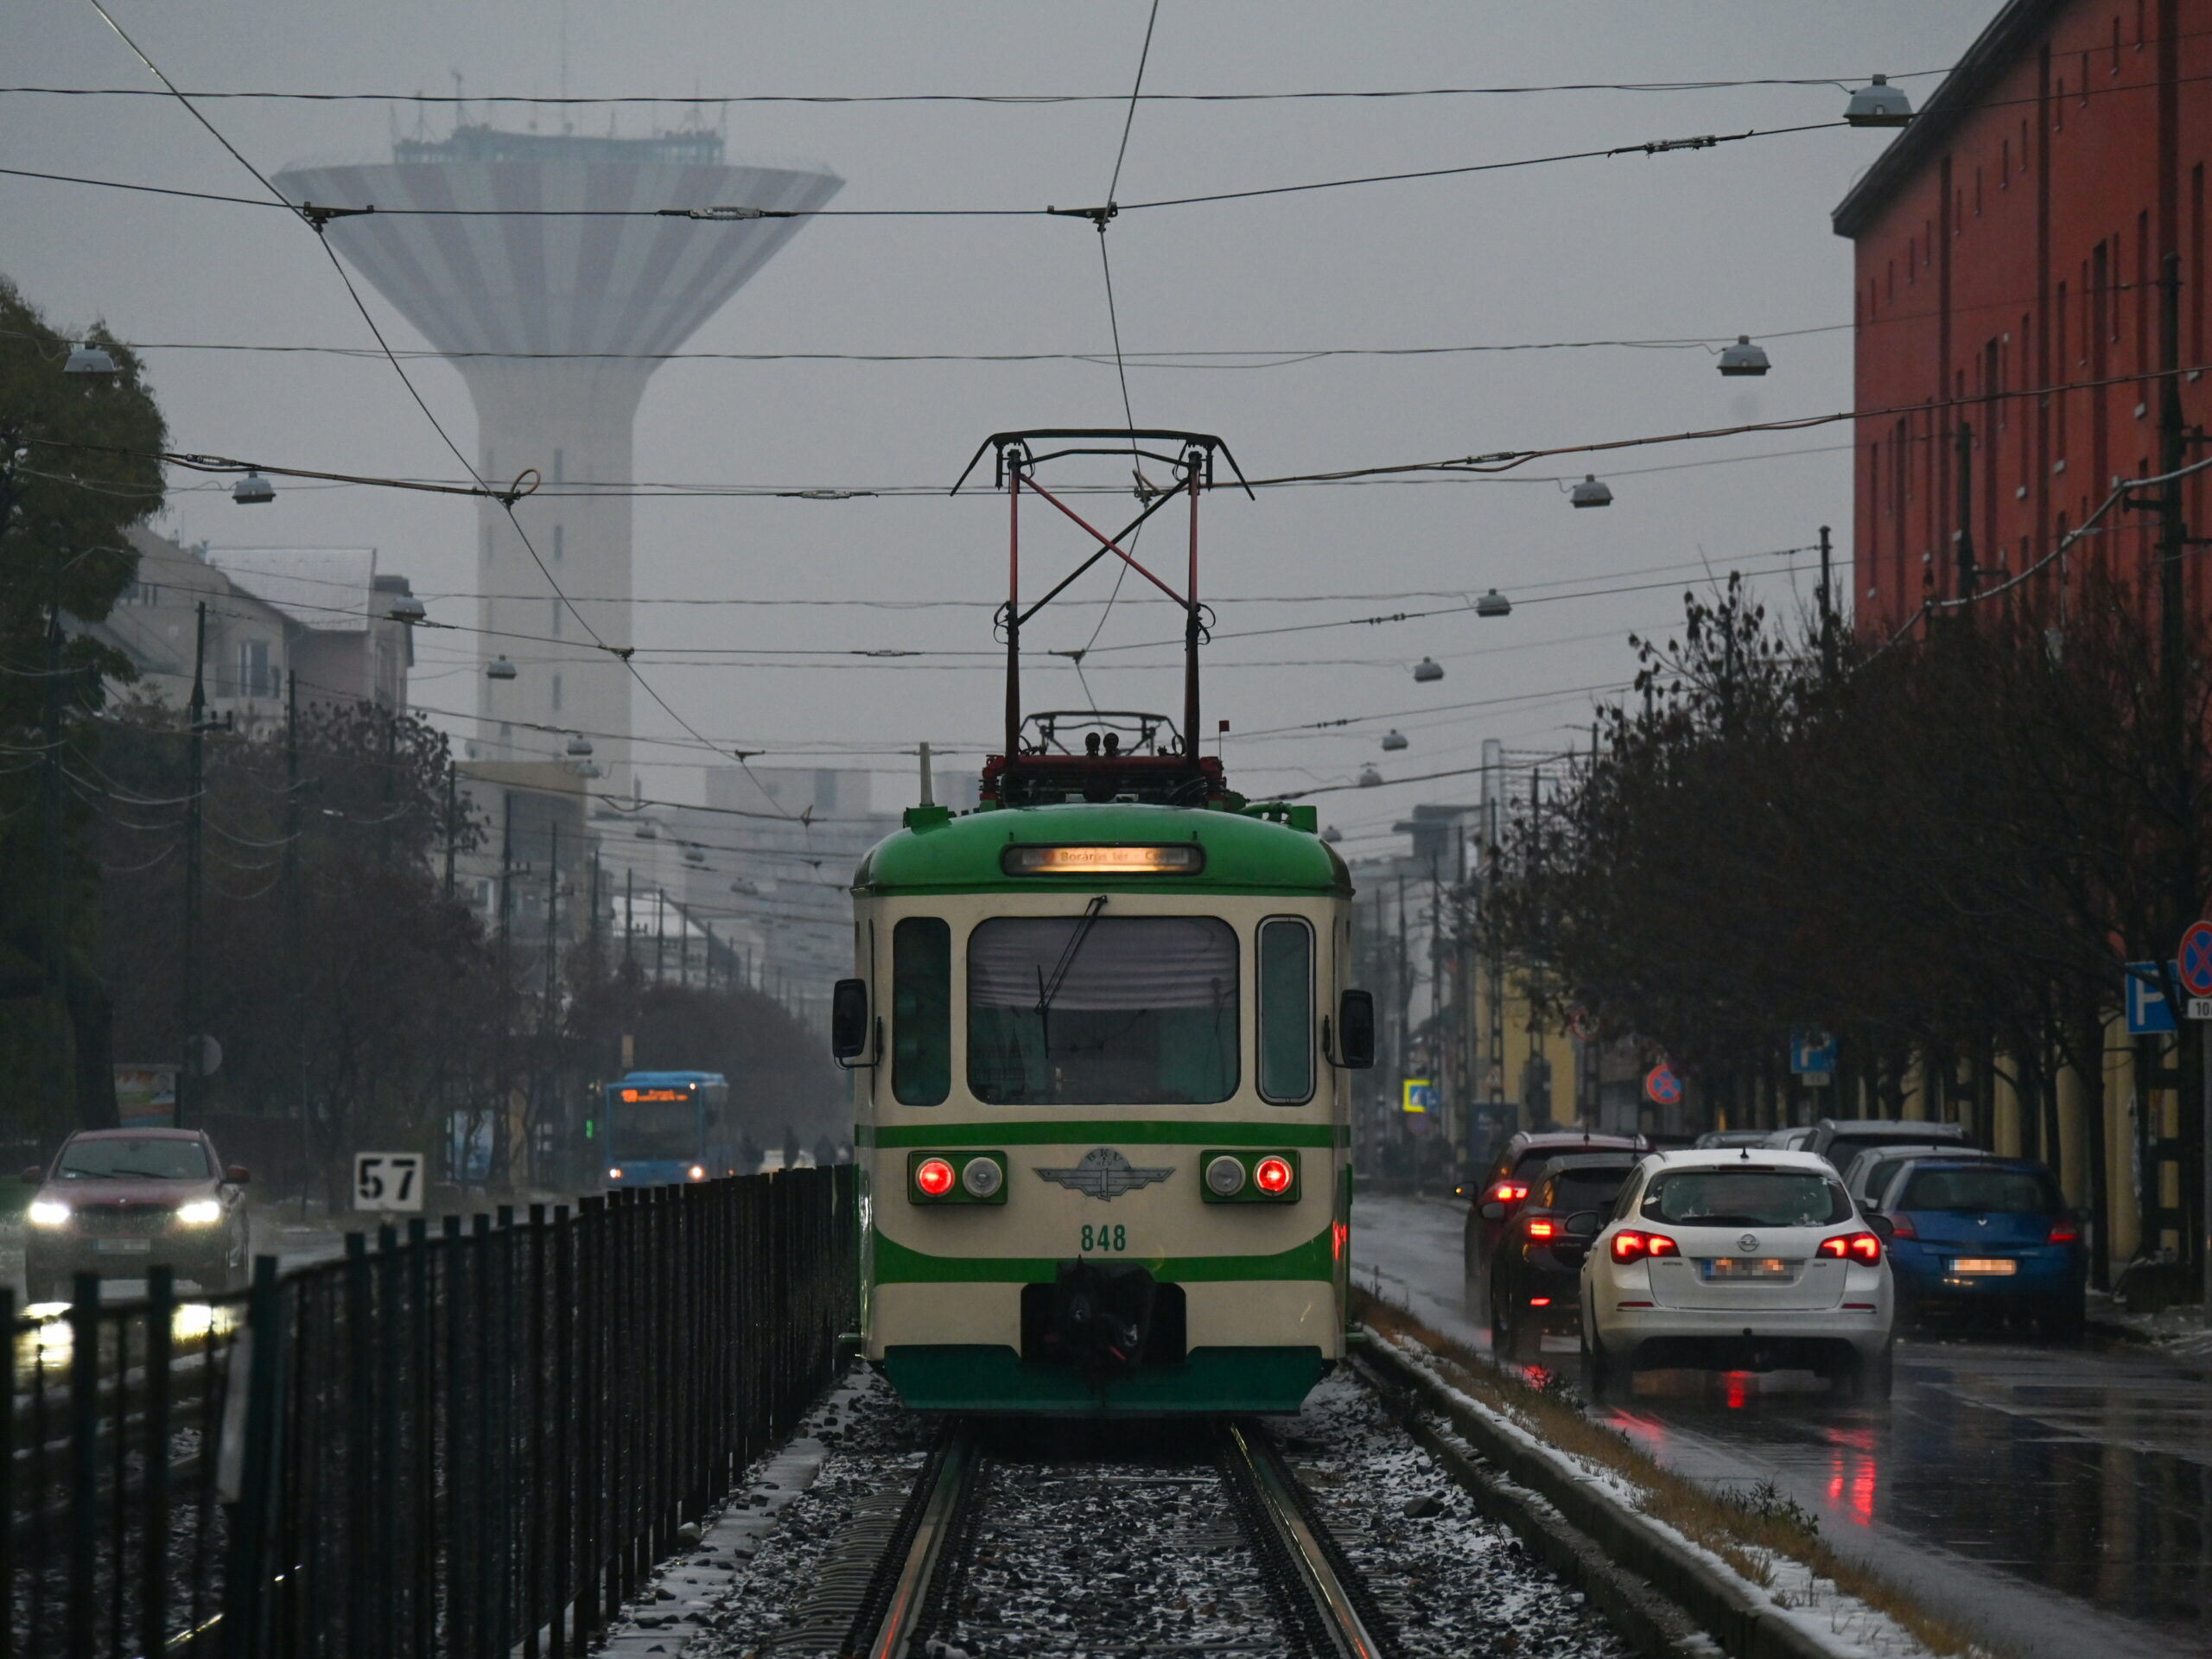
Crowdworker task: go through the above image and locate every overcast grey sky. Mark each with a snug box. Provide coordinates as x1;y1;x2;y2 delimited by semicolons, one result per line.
2;2;1987;854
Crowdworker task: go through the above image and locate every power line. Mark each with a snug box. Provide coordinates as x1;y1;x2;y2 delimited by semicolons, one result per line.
0;71;1956;106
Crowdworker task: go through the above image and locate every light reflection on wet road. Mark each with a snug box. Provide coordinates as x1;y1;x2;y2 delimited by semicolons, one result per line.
1355;1192;2209;1659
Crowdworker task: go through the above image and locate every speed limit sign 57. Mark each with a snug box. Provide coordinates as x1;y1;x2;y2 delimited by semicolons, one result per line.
353;1152;426;1213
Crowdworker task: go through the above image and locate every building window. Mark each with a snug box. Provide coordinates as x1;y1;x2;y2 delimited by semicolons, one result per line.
2020;118;2030;170
552;673;563;710
1908;237;1916;282
234;639;272;698
2192;162;2204;366
2111;17;2121;71
2056;79;2064;128
2137;211;2151;377
1974;166;1983;216
2079;51;2090;101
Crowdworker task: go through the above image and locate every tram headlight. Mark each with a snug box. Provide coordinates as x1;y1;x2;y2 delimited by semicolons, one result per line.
1205;1155;1247;1197
961;1157;1003;1199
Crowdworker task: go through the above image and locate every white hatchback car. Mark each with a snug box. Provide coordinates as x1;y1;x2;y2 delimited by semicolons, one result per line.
1576;1149;1896;1402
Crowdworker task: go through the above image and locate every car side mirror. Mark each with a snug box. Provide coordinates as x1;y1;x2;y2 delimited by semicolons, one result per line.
1335;989;1376;1069
1479;1200;1505;1221
225;1165;251;1186
1866;1212;1896;1241
1563;1210;1599;1238
830;979;872;1064
21;1166;43;1185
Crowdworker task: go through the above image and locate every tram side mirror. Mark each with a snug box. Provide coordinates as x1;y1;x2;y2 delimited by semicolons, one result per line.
830;979;870;1060
1866;1212;1896;1242
1563;1211;1599;1238
1336;990;1376;1070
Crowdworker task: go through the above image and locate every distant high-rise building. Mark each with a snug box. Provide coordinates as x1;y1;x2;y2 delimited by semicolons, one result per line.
274;125;842;785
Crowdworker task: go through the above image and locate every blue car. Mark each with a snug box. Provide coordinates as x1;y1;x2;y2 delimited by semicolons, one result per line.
1870;1157;2085;1338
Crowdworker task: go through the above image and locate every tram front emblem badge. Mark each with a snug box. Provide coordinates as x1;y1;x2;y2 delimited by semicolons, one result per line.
1034;1148;1176;1201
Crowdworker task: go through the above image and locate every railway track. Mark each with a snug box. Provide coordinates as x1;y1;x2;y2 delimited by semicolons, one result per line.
845;1417;1403;1659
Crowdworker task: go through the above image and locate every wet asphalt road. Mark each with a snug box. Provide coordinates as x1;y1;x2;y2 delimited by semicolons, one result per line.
1354;1192;2210;1659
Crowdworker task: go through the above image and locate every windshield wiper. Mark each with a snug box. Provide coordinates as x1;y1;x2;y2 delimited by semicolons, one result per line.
1033;896;1109;1037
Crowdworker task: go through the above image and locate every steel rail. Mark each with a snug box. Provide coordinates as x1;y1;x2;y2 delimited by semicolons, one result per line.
865;1424;980;1659
1225;1420;1390;1659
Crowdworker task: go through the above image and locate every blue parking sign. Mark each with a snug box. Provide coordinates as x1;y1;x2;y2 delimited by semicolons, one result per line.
2125;962;2179;1035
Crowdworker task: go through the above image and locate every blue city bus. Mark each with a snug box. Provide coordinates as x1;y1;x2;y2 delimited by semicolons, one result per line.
596;1071;735;1187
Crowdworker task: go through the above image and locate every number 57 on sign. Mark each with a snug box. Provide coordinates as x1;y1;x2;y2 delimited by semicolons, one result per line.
353;1152;425;1213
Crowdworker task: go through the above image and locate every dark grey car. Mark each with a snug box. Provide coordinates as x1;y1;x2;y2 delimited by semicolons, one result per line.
22;1129;250;1300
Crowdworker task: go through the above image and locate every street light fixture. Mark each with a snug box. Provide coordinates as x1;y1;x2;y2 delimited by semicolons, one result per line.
64;343;117;376
1381;728;1409;752
1844;75;1914;128
1413;657;1444;683
1569;474;1613;509
565;734;594;758
387;593;427;623
1357;763;1383;788
1476;588;1513;617
1717;335;1771;377
232;471;275;505
1320;825;1343;844
486;655;518;680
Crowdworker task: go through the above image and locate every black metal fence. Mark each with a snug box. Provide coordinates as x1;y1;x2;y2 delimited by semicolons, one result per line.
4;1165;855;1658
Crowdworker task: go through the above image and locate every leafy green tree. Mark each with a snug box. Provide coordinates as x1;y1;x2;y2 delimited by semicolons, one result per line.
0;279;167;1136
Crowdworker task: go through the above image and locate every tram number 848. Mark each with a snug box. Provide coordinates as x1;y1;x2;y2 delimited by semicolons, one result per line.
1080;1224;1128;1253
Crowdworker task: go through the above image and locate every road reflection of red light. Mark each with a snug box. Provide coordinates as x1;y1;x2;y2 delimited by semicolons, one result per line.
1826;1448;1878;1524
1725;1372;1752;1410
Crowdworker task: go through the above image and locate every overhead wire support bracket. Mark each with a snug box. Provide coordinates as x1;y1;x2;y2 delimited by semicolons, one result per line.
1045;201;1119;230
294;201;374;232
1609;129;1743;156
654;205;786;220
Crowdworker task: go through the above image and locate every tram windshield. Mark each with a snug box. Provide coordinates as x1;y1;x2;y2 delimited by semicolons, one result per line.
967;916;1238;1105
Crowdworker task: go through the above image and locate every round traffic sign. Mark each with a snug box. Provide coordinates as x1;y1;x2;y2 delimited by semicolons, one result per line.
1644;1065;1682;1107
2181;922;2212;998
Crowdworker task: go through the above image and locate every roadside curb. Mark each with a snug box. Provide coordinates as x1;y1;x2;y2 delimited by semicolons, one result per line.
1357;1332;1895;1659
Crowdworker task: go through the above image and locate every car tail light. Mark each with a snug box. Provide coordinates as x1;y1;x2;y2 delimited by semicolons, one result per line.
2049;1217;2080;1244
914;1157;956;1198
1611;1230;1678;1262
1488;1181;1529;1205
1254;1156;1295;1195
1529;1296;1552;1307
1819;1231;1884;1264
1887;1213;1916;1239
1524;1218;1556;1238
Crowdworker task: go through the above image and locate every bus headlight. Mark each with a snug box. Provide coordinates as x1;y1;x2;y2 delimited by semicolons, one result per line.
688;1165;706;1181
175;1200;222;1226
607;1167;623;1181
28;1201;70;1227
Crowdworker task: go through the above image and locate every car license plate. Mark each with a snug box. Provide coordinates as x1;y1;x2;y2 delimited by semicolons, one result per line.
92;1238;151;1255
1701;1257;1791;1278
1949;1257;2017;1275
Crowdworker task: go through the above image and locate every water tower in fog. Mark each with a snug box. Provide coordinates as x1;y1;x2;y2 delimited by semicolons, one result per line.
275;126;842;783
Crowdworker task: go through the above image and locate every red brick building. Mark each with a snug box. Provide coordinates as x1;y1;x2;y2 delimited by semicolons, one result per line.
1834;0;2212;635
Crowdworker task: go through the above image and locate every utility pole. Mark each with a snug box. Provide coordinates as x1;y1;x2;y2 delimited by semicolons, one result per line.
442;764;458;900
179;601;208;1128
623;866;635;971
42;536;67;1016
285;671;305;1132
378;709;397;866
1817;524;1838;681
654;889;665;982
2152;248;2210;1322
543;820;561;1021
1955;422;1978;608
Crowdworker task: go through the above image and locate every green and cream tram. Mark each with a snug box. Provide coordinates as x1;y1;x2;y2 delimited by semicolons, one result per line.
830;429;1375;1415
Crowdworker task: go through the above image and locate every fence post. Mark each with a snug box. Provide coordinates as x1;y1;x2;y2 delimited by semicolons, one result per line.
65;1273;99;1659
142;1267;175;1659
374;1224;402;1659
345;1233;372;1656
219;1255;286;1659
0;1287;13;1659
